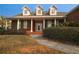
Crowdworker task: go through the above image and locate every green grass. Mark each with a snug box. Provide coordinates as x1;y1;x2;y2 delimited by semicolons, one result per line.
0;35;64;54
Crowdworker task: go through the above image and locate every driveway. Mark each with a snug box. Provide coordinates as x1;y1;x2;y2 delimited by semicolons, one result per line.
32;36;79;54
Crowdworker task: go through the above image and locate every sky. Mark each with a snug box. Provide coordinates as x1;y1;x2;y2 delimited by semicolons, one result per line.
0;4;77;17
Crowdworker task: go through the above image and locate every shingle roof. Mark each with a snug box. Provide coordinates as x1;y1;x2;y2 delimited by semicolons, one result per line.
57;12;67;16
66;5;79;16
16;12;67;16
70;5;79;12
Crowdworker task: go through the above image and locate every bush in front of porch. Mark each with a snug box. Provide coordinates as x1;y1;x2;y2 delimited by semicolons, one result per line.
63;21;79;27
0;27;5;35
43;27;79;45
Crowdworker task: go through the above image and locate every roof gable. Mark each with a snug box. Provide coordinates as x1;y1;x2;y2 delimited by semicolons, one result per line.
22;6;30;10
36;5;43;10
51;5;57;10
66;5;79;16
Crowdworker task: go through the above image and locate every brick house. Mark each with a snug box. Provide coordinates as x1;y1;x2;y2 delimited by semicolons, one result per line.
66;5;79;22
6;5;69;35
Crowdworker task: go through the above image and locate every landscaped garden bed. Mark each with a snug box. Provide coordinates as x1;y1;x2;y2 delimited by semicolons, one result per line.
0;35;64;54
43;27;79;45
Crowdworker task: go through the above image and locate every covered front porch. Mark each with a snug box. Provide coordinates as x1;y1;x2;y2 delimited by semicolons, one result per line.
6;16;66;35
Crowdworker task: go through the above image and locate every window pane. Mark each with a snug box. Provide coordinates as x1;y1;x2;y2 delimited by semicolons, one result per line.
38;10;41;14
24;10;27;14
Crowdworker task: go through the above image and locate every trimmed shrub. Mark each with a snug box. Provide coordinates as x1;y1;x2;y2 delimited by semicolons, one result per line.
0;27;5;35
68;22;79;27
43;27;79;45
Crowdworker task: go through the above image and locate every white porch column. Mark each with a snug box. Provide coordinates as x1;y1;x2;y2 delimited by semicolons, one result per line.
31;19;33;32
17;19;20;30
43;19;45;29
5;20;8;30
54;19;57;27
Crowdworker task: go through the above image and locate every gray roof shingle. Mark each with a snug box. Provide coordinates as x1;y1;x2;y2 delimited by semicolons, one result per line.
16;12;67;16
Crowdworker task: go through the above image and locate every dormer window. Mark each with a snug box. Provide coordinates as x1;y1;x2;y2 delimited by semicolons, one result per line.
36;5;43;15
51;9;55;13
24;10;27;14
38;10;41;14
49;5;57;15
22;6;30;16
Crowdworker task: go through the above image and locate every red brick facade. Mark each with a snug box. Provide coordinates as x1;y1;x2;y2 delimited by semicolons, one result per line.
67;5;79;22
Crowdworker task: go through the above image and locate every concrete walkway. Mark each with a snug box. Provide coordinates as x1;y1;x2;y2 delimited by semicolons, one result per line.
33;36;79;54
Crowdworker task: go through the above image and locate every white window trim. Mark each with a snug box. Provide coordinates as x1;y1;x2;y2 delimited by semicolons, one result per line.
24;10;27;14
50;8;57;15
36;7;43;15
23;10;30;16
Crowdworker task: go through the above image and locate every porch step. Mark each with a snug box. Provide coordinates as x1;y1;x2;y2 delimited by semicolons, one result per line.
26;31;43;35
31;35;43;38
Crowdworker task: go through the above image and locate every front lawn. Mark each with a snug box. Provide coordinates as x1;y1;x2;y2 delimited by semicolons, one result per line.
0;35;64;54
